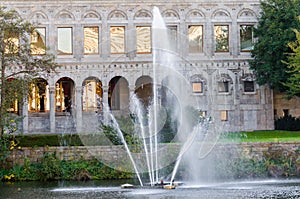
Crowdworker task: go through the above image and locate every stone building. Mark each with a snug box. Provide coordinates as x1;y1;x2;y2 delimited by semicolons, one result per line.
1;0;275;134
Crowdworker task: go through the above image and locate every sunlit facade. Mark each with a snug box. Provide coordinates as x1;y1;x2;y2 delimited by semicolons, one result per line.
3;0;275;133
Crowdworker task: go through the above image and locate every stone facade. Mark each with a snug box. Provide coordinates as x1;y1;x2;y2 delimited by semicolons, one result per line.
1;0;274;134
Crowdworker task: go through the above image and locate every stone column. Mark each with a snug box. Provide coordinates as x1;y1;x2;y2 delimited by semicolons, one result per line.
75;86;82;133
233;71;241;131
101;11;109;59
22;95;28;134
102;85;109;108
49;86;55;133
231;14;238;57
129;85;135;98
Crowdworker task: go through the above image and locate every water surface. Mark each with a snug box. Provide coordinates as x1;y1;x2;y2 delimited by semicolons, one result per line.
1;179;300;199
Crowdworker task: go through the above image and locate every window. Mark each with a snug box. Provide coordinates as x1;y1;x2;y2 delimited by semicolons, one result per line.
28;78;49;112
57;27;72;55
4;31;19;54
221;110;228;121
167;26;177;50
218;81;229;93
240;25;254;52
82;78;103;112
84;27;99;54
136;26;151;53
192;82;203;93
214;25;229;52
110;26;125;54
188;25;203;53
244;81;255;92
283;109;289;117
200;110;207;117
31;28;46;55
55;78;73;112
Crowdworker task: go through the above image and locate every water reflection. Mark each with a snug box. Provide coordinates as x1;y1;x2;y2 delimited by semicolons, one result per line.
1;179;300;199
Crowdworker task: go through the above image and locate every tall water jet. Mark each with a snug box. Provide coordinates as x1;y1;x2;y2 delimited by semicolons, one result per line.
130;94;154;185
151;6;219;185
104;105;144;187
81;6;221;187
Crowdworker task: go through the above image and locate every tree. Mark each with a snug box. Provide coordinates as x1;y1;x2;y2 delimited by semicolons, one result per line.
0;7;58;137
283;28;300;98
250;0;300;91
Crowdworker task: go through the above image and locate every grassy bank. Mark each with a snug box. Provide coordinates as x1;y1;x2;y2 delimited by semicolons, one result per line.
6;130;300;149
222;130;300;143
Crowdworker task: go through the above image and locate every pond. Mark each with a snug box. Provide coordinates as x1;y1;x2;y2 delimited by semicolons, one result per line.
1;179;300;199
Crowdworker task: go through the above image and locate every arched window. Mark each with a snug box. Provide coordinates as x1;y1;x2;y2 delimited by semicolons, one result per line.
55;77;74;112
108;76;129;110
82;77;103;112
28;78;49;112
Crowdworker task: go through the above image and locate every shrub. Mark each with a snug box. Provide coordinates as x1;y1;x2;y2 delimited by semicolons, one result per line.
275;115;300;131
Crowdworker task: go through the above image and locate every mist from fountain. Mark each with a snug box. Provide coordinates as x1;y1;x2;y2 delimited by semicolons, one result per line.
93;6;219;187
130;94;154;185
104;104;144;186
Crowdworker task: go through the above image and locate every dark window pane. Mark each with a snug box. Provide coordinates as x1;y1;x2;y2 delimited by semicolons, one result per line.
240;25;254;51
244;81;254;92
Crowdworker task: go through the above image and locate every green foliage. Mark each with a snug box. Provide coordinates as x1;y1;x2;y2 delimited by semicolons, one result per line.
99;121;123;145
0;155;134;182
264;147;299;177
99;116;144;150
250;0;300;91
283;28;300;97
215;156;268;179
38;152;62;181
158;117;176;143
275;114;300;130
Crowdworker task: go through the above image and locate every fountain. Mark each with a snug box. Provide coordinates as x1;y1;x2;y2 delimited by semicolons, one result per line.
80;6;222;188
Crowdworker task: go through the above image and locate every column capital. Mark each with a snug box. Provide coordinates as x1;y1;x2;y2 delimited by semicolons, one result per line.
102;86;109;92
75;86;83;93
49;86;55;94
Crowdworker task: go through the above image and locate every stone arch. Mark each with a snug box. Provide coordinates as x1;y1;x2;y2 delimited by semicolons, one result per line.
162;9;180;20
186;9;205;20
108;76;129;111
134;9;152;20
135;76;153;107
55;10;75;20
212;9;231;20
83;10;101;20
237;8;257;22
82;76;103;112
238;8;257;19
108;9;128;20
28;78;49;112
29;11;48;21
55;77;75;112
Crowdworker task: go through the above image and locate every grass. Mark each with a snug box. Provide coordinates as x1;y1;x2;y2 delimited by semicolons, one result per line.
222;130;300;143
11;130;300;148
15;133;113;147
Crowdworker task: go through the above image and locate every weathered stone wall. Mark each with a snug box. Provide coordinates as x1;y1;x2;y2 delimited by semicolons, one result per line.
2;142;300;169
273;91;300;119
